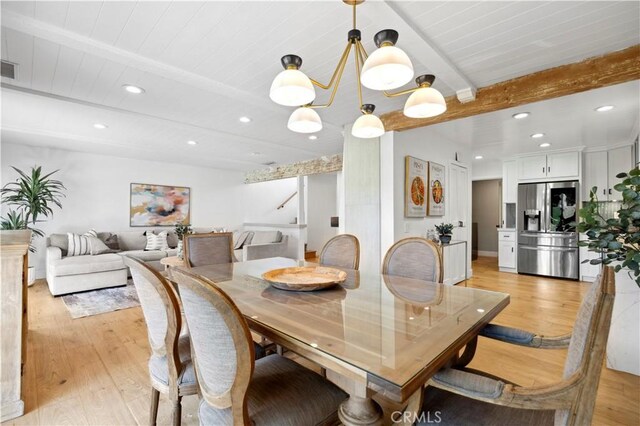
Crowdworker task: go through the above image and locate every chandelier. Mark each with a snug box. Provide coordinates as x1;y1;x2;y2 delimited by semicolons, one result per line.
269;0;447;139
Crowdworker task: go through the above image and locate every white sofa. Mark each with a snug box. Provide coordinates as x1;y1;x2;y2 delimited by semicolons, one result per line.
233;230;289;261
46;230;179;296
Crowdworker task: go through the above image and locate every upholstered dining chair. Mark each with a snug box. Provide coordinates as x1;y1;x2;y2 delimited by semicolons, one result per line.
171;267;348;425
183;232;234;267
417;267;616;426
123;256;197;426
382;237;443;283
319;234;361;270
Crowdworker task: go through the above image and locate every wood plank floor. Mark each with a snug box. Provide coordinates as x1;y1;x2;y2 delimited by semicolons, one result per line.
3;257;639;425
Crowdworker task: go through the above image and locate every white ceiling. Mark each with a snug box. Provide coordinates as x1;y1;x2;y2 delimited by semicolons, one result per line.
1;1;638;171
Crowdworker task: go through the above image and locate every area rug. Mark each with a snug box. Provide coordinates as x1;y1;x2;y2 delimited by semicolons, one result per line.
62;280;140;319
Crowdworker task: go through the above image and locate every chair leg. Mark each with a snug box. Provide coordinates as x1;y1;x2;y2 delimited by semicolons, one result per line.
172;396;182;426
149;388;160;426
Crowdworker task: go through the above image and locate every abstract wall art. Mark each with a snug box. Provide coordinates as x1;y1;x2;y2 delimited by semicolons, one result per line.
130;183;191;227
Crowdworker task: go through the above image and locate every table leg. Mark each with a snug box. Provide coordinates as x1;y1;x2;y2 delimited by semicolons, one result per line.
338;395;383;426
397;388;423;426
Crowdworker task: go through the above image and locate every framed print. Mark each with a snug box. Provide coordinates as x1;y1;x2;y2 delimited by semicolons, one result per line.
405;156;428;217
427;162;445;216
130;183;191;227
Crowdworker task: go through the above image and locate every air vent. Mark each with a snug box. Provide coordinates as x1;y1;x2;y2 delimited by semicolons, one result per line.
262;161;276;166
1;61;16;79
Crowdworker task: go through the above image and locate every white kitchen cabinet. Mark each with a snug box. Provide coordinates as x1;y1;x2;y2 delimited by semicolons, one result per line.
517;155;547;180
441;241;467;285
583;151;608;200
583;146;634;202
497;229;517;272
607;145;634;201
502;160;517;203
517;152;580;181
547;152;580;179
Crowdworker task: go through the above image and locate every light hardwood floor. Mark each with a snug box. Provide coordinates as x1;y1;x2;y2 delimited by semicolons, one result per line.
3;257;639;426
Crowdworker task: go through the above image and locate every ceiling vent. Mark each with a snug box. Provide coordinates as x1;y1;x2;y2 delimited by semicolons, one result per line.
1;61;16;79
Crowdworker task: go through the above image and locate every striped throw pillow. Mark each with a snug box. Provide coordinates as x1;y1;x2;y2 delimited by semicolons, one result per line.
67;233;92;257
145;231;169;251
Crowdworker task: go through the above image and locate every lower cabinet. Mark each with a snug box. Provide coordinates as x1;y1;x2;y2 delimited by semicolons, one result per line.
498;229;517;273
441;241;467;285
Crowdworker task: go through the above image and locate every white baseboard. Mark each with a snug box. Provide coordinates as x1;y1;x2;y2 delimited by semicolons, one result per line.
477;251;498;257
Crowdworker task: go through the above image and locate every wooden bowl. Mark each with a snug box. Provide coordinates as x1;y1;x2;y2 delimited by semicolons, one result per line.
262;266;347;291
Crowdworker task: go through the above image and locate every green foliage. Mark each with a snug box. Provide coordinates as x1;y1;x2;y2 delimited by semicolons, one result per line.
174;223;193;240
1;166;65;252
577;167;640;287
435;222;454;236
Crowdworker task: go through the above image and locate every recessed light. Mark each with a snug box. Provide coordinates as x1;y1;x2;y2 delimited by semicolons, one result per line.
122;84;145;94
539;142;551;148
595;105;614;112
187;140;197;145
474;155;483;160
512;112;530;119
239;116;252;123
93;123;108;129
477;308;485;313
530;133;545;139
309;135;318;140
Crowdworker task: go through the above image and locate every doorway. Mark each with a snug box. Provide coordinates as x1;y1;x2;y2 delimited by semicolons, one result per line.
471;179;502;261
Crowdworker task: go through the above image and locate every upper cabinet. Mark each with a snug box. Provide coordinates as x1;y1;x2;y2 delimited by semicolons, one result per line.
517;152;580;181
583;145;634;201
502;160;517;203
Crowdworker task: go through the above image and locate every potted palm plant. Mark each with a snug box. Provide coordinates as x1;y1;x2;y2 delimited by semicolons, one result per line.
435;223;454;244
1;166;65;285
578;166;639;376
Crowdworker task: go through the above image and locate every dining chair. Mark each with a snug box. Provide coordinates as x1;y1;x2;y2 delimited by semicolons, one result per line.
417;267;615;426
319;234;360;270
171;267;348;425
123;256;197;426
382;237;443;283
183;232;234;267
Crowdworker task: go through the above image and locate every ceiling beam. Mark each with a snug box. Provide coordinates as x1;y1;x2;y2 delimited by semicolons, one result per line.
245;154;342;184
1;10;344;132
381;45;640;132
360;1;476;101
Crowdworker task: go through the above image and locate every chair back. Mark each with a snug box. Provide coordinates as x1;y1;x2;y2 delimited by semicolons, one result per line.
319;234;360;270
184;232;234;267
123;256;183;386
171;268;255;423
556;267;615;425
382;237;443;283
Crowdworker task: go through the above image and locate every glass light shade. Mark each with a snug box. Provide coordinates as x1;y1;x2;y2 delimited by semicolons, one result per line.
287;107;322;133
403;86;447;118
351;114;385;138
269;69;316;106
361;46;414;91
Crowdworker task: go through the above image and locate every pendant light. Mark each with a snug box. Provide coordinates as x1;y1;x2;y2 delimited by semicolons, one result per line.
403;75;447;118
361;30;413;91
287;107;323;133
352;104;385;138
270;55;316;107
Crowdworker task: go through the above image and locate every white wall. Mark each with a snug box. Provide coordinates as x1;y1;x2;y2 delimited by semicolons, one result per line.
243;177;298;225
472;159;502;181
1;143;248;277
306;172;337;252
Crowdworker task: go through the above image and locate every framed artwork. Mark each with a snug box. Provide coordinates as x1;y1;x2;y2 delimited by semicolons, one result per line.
404;156;428;217
427;162;445;216
130;183;191;227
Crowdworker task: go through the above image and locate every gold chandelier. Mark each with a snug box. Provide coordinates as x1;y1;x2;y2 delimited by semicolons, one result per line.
269;0;447;139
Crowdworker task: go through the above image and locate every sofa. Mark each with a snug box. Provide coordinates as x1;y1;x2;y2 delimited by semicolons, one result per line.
233;230;289;262
46;230;180;296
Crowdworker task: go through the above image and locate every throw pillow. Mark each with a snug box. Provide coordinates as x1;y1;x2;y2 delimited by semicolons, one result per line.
98;232;120;251
84;229;98;238
67;233;91;257
87;236;111;255
234;231;252;250
145;231;169;251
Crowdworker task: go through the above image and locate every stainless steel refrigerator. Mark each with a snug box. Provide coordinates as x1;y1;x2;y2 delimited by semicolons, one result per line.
517;181;579;280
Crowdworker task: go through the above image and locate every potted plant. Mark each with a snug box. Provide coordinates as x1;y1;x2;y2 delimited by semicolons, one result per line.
578;166;640;376
1;166;66;285
435;223;454;244
174;223;192;259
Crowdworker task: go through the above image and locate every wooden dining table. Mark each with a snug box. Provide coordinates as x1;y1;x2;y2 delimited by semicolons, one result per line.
177;257;510;426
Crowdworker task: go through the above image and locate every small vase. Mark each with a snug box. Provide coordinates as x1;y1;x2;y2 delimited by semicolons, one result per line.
177;240;184;259
439;235;452;244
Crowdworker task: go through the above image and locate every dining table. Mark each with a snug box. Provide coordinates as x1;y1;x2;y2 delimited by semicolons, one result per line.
176;257;510;426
